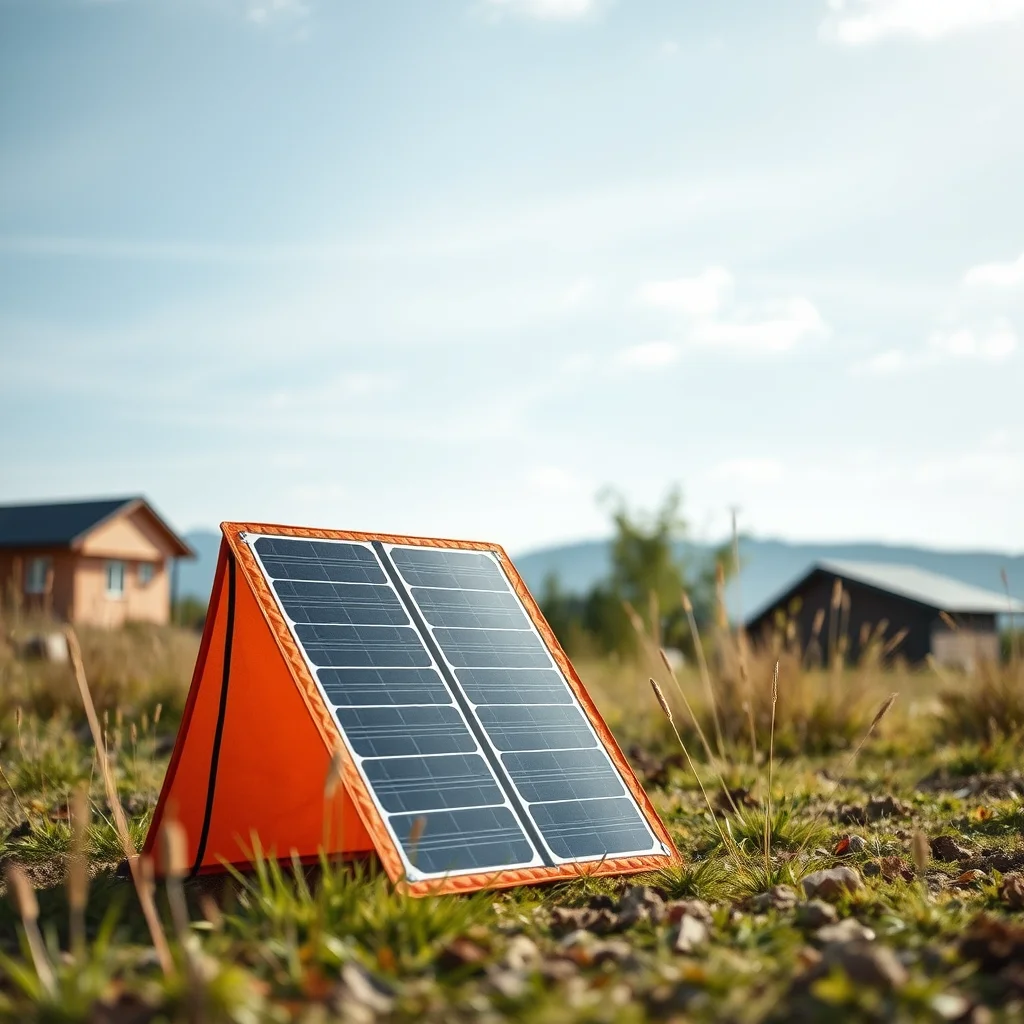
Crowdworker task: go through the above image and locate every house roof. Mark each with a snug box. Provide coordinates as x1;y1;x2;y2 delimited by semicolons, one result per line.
746;558;1024;626
0;496;194;557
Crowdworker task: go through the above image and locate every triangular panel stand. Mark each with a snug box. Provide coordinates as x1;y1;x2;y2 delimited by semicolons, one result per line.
145;522;679;895
145;541;374;878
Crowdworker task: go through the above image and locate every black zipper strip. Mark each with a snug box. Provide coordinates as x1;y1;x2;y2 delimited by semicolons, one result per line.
371;540;554;869
191;553;236;877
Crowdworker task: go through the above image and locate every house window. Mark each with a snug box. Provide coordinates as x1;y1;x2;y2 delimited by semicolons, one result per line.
106;560;126;598
138;562;155;586
25;557;52;595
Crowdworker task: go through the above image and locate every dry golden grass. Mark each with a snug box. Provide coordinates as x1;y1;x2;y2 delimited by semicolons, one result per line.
0;617;198;722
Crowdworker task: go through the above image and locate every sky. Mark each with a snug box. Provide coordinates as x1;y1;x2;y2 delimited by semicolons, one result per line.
1;0;1023;556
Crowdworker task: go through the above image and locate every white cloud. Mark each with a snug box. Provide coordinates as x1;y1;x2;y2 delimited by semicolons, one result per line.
928;320;1018;362
854;320;1018;373
526;465;588;495
963;252;1024;289
856;348;911;375
482;0;598;20
692;298;828;354
711;457;786;484
247;0;309;25
560;278;594;308
822;0;1024;44
636;267;733;319
615;340;680;368
559;352;595;375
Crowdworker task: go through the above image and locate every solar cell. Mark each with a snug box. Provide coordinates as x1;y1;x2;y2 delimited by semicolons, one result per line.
529;797;657;860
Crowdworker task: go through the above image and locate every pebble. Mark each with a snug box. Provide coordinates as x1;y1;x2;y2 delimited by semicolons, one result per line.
822;941;908;990
796;900;838;929
802;866;864;902
816;918;876;945
672;915;710;955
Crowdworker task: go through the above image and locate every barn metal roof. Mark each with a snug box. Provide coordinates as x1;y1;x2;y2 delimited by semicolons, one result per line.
0;496;193;556
818;560;1024;614
746;559;1024;625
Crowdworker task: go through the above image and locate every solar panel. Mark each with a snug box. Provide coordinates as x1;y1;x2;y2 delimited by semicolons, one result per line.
240;532;671;884
147;524;677;894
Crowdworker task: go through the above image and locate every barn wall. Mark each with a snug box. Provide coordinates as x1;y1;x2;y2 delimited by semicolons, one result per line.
744;570;991;667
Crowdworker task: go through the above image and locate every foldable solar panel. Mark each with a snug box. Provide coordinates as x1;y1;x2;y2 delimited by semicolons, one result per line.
145;523;679;895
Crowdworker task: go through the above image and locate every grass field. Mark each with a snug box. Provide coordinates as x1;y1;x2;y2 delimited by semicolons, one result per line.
2;618;1024;1022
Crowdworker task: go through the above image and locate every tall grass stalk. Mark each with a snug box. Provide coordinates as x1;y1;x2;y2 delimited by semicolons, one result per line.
682;591;725;760
65;627;173;976
649;678;737;856
4;865;55;997
68;785;90;959
764;662;778;876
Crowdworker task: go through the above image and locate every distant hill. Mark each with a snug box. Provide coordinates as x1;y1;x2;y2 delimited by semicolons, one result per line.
176;529;1023;623
513;537;1024;621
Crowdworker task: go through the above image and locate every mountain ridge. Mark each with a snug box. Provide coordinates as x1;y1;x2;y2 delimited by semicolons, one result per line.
175;529;1023;622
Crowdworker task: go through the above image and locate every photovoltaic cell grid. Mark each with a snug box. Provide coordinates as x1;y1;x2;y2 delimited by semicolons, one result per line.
388;546;661;863
249;536;538;878
246;534;664;880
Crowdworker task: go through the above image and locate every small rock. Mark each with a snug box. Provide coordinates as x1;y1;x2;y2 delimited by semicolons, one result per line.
666;899;713;926
749;885;798;912
796;900;838;929
836;833;867;854
866;795;910;821
558;929;594;951
931;835;973;863
823;940;908;990
672;915;710;955
1000;872;1024;909
438;936;489;973
540;959;579;983
549;906;617;934
503;935;540;972
877;856;916;882
863;860;882;877
591;939;639;968
797;946;823;970
959;914;1024;972
616;885;666;927
338;963;396;1015
587;893;616;910
487;967;528;999
930;993;972;1021
802;867;864;902
837;804;867;826
816;918;876;945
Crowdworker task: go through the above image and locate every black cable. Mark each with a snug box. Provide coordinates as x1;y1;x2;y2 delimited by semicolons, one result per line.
191;553;236;877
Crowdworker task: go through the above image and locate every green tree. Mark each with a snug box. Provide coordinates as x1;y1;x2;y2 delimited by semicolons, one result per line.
538;485;739;658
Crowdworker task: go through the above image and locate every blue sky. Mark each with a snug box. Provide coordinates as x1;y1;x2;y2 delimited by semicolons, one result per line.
1;0;1023;554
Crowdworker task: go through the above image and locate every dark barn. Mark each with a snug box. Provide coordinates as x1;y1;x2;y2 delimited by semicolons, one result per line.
744;560;1023;670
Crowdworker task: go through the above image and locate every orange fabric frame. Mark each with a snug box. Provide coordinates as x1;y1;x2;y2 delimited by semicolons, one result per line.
145;521;680;895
